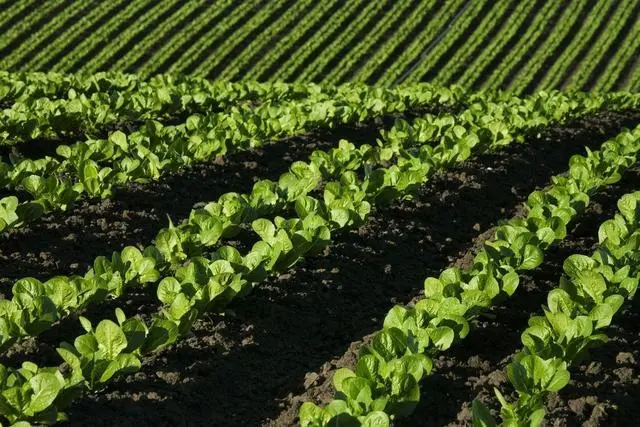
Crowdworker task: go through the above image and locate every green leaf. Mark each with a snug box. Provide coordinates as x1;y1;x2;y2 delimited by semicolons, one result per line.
361;411;390;427
83;162;98;180
617;193;638;224
371;328;406;361
355;355;380;382
56;145;72;158
74;334;98;357
2;387;24;413
79;316;92;333
528;408;547;427
142;319;178;353
520;244;543;270
109;131;128;150
21;175;45;196
299;402;327;426
589;303;616;329
574;270;606;303
332;368;356;394
341;376;373;408
535;227;556;246
26;372;63;414
56;346;81;375
383;306;409;329
563;254;595;278
330;208;350;227
430;326;455;350
544;362;570;392
472;399;497;427
95;320;127;359
115;308;126;325
14;201;43;225
157;277;181;305
501;269;519;296
252;218;276;242
547;289;574;314
121;317;147;353
98;353;141;383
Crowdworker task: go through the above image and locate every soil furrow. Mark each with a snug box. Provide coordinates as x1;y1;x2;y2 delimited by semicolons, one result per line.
400;164;640;426
37;111;639;427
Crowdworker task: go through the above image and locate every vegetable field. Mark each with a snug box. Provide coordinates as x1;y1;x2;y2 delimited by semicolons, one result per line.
0;0;639;91
0;2;639;427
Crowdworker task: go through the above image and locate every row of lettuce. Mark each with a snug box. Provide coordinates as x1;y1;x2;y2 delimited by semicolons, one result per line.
299;124;640;424
0;71;339;143
405;0;639;93
473;190;640;425
0;75;465;234
1;1;640;91
0;88;637;424
0;91;585;349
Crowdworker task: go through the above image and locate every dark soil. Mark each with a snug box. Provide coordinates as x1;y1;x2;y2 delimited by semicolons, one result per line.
266;111;640;427
1;110;639;427
397;164;640;427
0;118;399;289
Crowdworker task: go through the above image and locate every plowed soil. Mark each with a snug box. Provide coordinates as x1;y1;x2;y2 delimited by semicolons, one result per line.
1;110;640;427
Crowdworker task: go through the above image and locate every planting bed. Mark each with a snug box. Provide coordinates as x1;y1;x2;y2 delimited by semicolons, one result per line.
2;108;639;426
1;74;639;427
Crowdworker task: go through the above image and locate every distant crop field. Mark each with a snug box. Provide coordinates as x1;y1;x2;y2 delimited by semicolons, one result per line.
0;0;637;91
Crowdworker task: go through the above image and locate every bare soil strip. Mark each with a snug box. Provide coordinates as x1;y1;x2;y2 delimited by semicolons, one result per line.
2;111;638;426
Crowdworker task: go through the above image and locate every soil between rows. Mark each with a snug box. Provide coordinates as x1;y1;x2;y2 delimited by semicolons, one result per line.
1;111;639;426
267;111;640;427
0;116;405;290
398;164;640;427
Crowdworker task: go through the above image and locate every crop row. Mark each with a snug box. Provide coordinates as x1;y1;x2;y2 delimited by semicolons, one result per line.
429;0;512;88
0;90;633;425
0;83;461;233
295;0;389;83
246;0;338;82
15;1;125;73
110;1;202;75
353;0;438;85
592;15;640;92
473;189;640;425
477;178;640;425
0;0;89;71
136;0;231;78
77;1;174;75
0;71;331;107
0;0;61;58
566;2;638;88
536;0;615;92
0;71;142;103
479;0;564;91
270;0;363;83
376;0;465;87
50;0;151;74
218;0;316;82
322;0;413;86
0;91;570;348
0;76;328;144
1;1;638;91
0;0;34;34
166;2;255;77
456;0;537;90
301;119;640;426
507;0;588;94
195;0;287;79
405;0;491;85
565;0;637;91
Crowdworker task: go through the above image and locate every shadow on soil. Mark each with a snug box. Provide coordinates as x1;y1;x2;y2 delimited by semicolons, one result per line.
50;110;640;427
